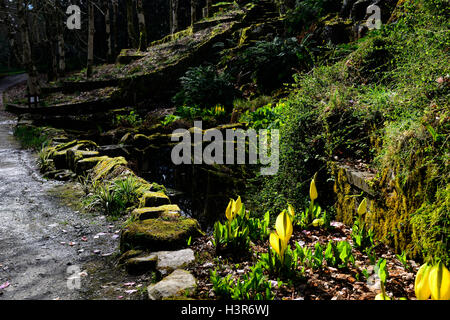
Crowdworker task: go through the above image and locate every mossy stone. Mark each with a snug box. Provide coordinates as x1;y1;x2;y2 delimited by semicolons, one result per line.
124;254;158;275
91;156;128;181
120;218;202;252
75;156;109;175
132;205;181;221
139;191;170;208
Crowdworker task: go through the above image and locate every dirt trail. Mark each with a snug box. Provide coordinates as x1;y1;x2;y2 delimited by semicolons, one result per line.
0;75;120;300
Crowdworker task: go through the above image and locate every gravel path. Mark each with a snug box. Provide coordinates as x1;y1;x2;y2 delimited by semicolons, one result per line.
0;75;120;300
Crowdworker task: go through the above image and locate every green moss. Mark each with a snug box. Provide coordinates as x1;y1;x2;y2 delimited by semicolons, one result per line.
67;150;100;171
149;27;193;47
91;156;128;181
75;156;109;175
132;205;181;221
139;191;170;208
342;36;395;84
120;218;202;252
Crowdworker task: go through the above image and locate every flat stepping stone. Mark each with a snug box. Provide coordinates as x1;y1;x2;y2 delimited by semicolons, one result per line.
147;269;197;300
120;218;202;252
122;248;195;275
132;205;181;220
139;191;170;207
154;249;195;275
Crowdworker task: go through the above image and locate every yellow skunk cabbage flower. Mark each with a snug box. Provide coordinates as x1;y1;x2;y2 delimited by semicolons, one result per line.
269;232;284;257
225;199;234;222
415;263;432;300
287;204;295;220
357;198;368;215
428;262;450;300
275;210;293;243
310;179;318;201
312;218;325;227
233;196;243;216
375;293;391;300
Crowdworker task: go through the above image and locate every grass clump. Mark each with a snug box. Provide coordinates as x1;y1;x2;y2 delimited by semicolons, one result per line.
13;125;50;150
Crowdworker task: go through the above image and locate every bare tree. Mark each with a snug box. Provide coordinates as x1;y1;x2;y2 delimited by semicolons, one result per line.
112;0;119;57
17;0;40;99
1;0;21;67
136;0;147;51
87;0;95;78
103;0;113;62
126;0;137;48
206;0;212;18
190;0;197;26
170;0;179;35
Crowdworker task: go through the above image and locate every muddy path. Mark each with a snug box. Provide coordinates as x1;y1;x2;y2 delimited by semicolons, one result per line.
0;75;127;300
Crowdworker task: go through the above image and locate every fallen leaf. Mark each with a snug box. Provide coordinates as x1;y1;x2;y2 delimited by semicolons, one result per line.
125;290;137;294
123;282;136;287
0;282;10;290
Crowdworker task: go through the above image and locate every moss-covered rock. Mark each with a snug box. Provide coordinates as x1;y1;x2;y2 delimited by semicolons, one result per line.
124;254;158;275
120;218;202;252
91;156;128;181
118;249;144;265
48;140;99;170
75;156;110;175
132;205;181;221
117;49;145;65
147;269;197;300
139;191;171;208
66;150;100;172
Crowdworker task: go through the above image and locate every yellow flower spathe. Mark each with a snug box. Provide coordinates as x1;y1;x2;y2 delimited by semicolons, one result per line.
357;198;368;215
428;262;450;300
310;179;318;201
275;210;293;244
225;199;234;222
415;263;432;300
269;232;283;257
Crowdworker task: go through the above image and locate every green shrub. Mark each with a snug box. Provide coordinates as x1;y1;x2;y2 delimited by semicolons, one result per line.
173;65;239;109
227;37;314;93
114;111;142;127
284;0;341;34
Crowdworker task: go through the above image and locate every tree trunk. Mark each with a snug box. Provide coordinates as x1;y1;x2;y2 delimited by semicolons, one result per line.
206;0;212;18
87;0;95;78
190;0;197;26
136;0;147;51
171;0;179;35
57;30;66;76
17;0;40;101
103;0;113;62
1;0;21;66
126;0;137;48
44;6;58;82
112;0;119;58
56;2;66;77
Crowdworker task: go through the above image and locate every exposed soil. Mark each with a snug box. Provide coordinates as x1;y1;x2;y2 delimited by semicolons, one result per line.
188;221;419;300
